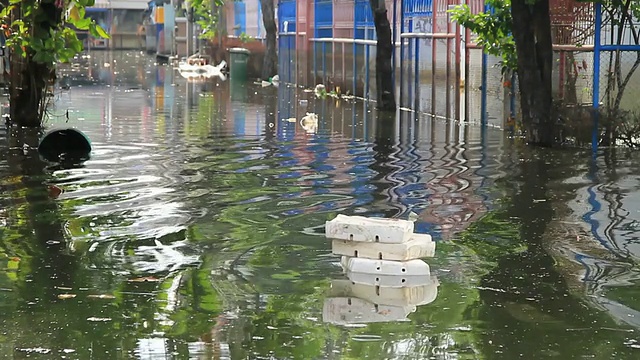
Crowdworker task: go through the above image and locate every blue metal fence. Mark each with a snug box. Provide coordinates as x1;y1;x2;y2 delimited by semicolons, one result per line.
403;0;432;15
278;0;297;84
275;0;522;128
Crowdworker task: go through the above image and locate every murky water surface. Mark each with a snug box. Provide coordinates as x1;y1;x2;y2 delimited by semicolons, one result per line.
1;51;640;359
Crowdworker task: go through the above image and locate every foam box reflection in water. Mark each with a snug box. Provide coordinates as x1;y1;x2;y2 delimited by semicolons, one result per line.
323;297;416;325
323;257;439;325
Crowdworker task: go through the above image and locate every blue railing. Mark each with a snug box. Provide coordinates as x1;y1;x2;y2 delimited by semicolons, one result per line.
403;0;433;16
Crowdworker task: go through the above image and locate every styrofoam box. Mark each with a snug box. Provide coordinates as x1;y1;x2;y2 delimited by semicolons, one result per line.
346;271;437;288
322;297;415;325
329;279;439;307
341;257;431;276
332;234;435;261
325;214;415;243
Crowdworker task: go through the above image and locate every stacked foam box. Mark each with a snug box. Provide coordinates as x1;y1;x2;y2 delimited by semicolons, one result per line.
322;215;438;325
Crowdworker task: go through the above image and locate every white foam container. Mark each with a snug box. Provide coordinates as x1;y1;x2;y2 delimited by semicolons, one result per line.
332;234;435;261
345;269;437;288
340;257;431;276
325;214;415;243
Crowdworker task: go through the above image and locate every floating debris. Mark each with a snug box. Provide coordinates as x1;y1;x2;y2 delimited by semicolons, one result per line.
128;276;161;283
300;113;319;134
57;294;77;300
87;294;117;299
86;317;112;322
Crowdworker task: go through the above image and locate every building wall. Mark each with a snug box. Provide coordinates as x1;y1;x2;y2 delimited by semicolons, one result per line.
226;0;269;39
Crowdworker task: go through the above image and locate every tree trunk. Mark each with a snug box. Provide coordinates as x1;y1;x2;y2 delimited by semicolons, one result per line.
511;0;555;146
8;0;61;127
260;0;278;79
369;0;396;111
9;59;48;127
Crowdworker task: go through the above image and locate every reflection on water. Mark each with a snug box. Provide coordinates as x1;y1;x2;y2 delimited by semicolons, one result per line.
0;51;640;358
324;258;439;326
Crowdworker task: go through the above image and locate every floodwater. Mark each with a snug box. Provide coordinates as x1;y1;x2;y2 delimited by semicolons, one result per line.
1;51;640;359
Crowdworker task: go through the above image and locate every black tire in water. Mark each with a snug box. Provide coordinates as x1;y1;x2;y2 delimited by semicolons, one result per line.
38;128;92;162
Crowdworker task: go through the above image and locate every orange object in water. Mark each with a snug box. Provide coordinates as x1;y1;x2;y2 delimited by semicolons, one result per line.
48;184;63;199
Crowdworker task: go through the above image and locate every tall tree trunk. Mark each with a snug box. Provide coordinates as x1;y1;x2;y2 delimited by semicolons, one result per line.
9;0;61;127
511;0;555;146
369;0;396;112
260;0;277;79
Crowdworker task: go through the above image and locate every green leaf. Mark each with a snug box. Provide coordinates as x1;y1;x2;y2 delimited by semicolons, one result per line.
90;24;110;39
59;48;77;63
70;37;83;53
73;18;91;30
0;5;15;19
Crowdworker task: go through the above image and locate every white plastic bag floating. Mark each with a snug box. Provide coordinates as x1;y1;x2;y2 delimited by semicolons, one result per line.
260;74;279;87
314;84;326;97
300;112;318;134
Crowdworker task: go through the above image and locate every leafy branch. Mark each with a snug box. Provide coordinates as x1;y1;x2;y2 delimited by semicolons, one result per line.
0;0;109;64
449;0;516;75
189;0;225;39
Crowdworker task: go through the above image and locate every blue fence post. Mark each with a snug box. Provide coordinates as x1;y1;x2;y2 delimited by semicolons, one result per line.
592;2;602;153
481;51;487;126
365;44;370;98
399;0;405;106
408;18;414;102
313;40;317;83
353;7;357;96
480;3;490;126
414;38;420;108
323;42;327;83
291;35;294;82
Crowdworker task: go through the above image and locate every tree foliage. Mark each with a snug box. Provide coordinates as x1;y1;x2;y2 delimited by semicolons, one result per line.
189;0;226;39
450;0;640;75
449;0;516;74
0;0;109;65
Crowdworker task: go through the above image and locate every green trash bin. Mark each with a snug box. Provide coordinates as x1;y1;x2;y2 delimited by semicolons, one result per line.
229;47;251;82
